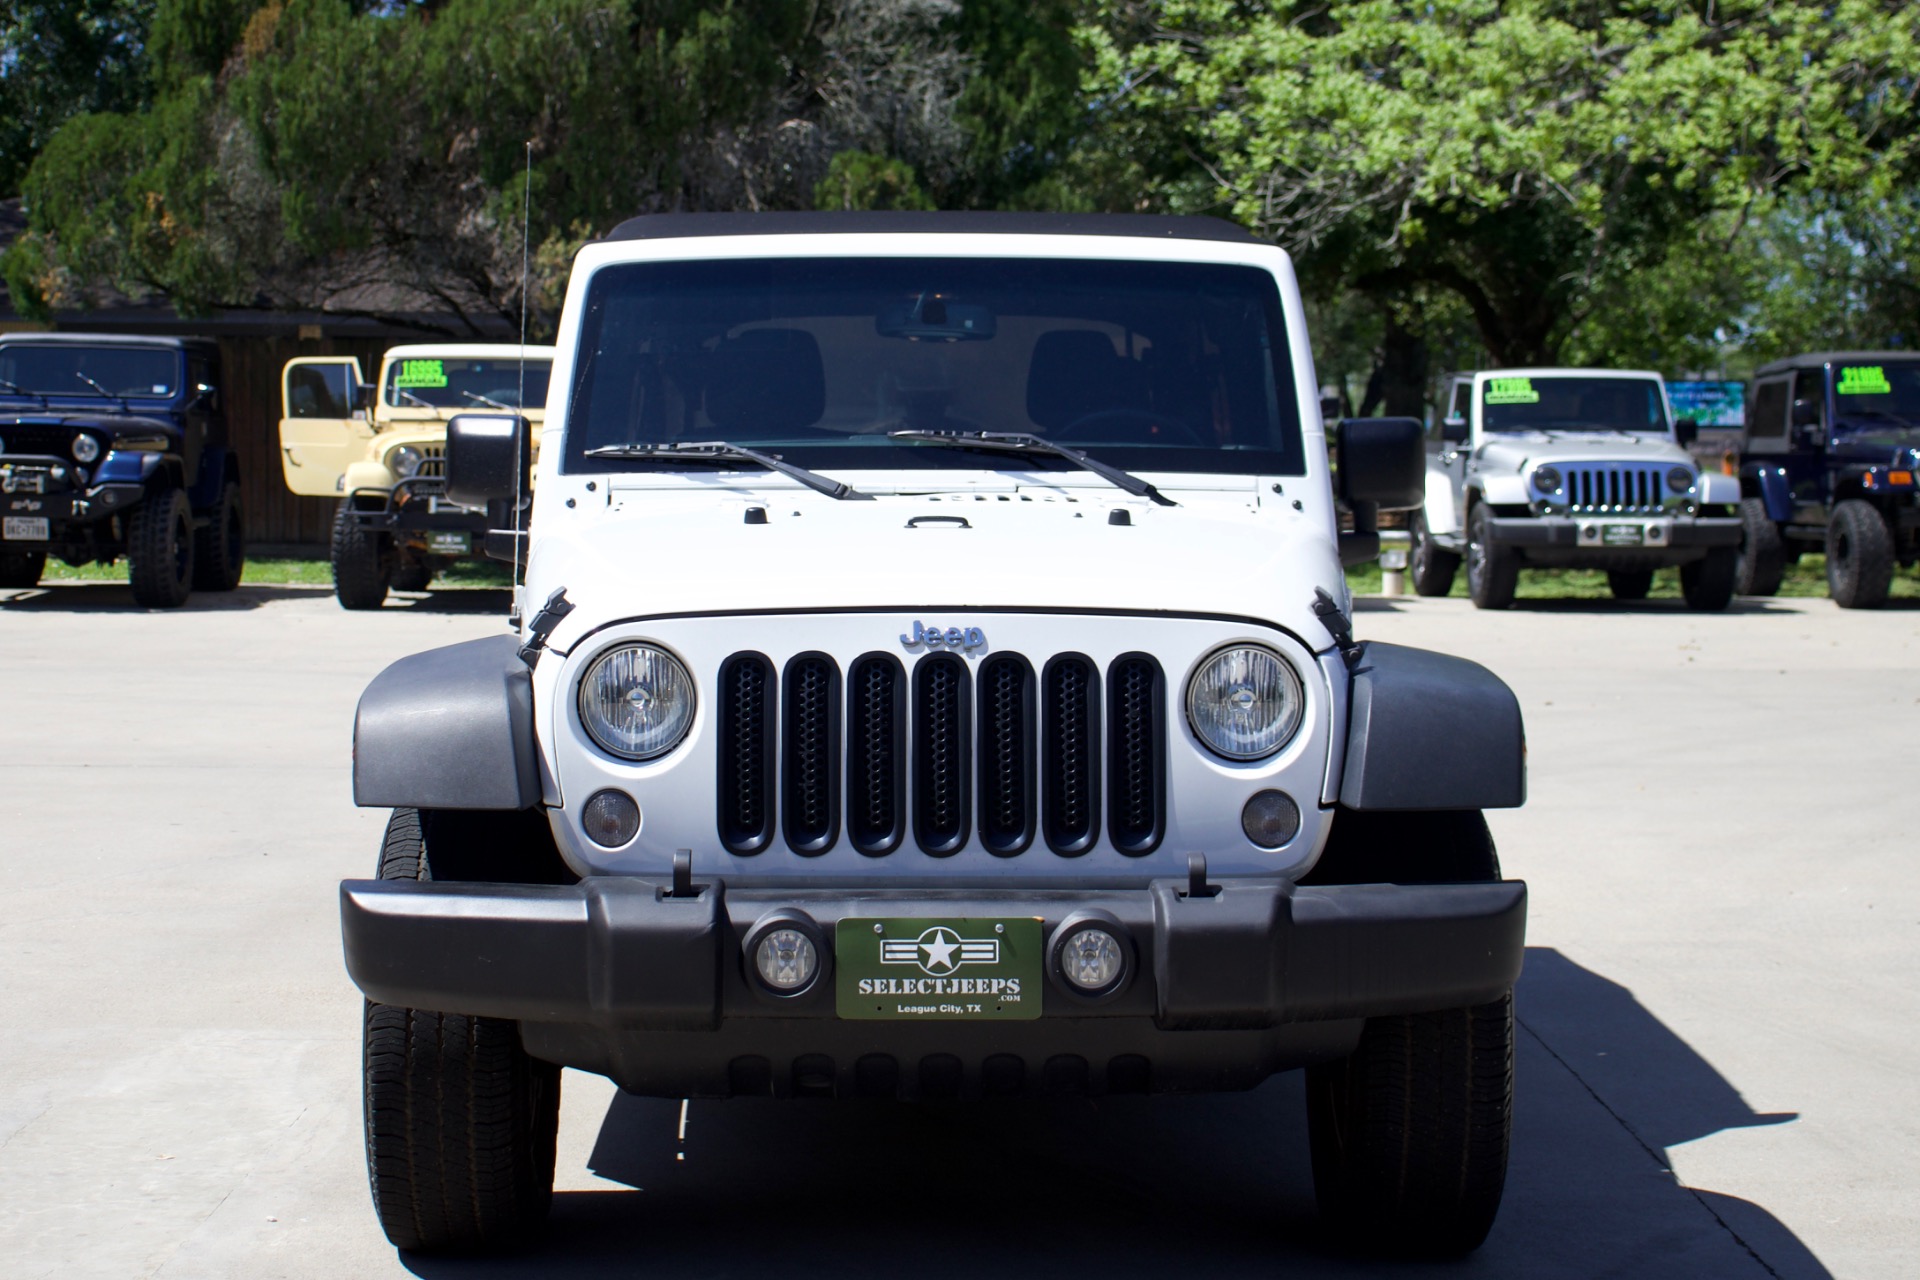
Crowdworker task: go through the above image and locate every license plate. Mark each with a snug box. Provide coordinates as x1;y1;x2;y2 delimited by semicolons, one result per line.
3;517;48;541
836;917;1043;1021
425;531;470;555
1602;523;1645;547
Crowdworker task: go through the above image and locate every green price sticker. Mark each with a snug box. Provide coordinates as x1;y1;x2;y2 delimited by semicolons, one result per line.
1485;376;1539;405
1837;366;1892;396
394;359;447;388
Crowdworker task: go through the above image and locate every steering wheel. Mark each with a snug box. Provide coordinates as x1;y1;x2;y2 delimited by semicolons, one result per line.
1054;408;1208;447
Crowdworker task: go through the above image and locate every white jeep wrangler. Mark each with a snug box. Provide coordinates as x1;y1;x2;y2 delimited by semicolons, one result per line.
339;213;1528;1258
1409;368;1743;608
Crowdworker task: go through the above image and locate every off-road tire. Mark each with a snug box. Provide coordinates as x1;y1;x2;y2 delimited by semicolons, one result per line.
1825;499;1894;609
1606;569;1653;601
191;480;246;592
1734;498;1785;597
1681;546;1736;612
0;550;45;588
362;808;560;1253
391;561;433;593
1408;510;1460;597
127;487;195;608
1304;807;1511;1257
1308;993;1515;1257
332;501;391;611
1466;504;1518;610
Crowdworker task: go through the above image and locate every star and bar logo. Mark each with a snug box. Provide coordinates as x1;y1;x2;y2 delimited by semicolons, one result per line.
880;926;1000;976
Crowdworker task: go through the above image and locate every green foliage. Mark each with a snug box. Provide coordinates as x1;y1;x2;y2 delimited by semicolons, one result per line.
814;150;934;211
0;1;156;194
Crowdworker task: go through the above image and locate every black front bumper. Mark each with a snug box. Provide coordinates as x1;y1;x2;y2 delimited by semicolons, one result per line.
1486;514;1741;549
341;874;1526;1095
347;479;488;539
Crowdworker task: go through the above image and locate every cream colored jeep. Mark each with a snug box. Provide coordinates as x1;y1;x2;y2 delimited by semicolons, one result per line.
277;343;554;608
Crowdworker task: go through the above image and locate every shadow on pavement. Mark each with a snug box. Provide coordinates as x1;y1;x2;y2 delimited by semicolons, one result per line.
401;949;1829;1280
1;582;334;611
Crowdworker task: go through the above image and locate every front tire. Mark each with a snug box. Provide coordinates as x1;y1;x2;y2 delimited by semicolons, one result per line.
1466;505;1518;609
1408;510;1460;597
1606;569;1653;601
1681;546;1736;611
362;809;560;1253
0;550;45;588
332;501;392;610
1734;498;1785;596
192;479;246;592
1826;499;1894;608
127;488;194;608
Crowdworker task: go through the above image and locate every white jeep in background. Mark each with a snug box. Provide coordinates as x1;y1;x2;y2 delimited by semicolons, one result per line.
336;213;1529;1258
1408;367;1743;609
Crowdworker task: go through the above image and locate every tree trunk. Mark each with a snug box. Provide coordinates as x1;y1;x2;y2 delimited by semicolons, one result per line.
1358;307;1430;417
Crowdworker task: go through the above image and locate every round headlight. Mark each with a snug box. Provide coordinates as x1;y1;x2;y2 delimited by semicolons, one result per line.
1187;646;1304;761
1666;466;1694;493
578;643;695;760
1530;464;1561;493
72;433;101;463
390;446;424;477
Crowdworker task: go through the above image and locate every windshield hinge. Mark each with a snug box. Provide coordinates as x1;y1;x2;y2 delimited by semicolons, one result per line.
518;587;574;668
1312;588;1360;666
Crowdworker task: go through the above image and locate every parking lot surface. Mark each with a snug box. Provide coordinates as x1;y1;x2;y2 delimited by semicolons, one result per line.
2;581;1915;1278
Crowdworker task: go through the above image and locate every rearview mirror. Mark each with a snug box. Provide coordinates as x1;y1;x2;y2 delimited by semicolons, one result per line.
1441;417;1469;445
1336;417;1426;510
1674;417;1698;446
876;293;996;342
445;413;529;508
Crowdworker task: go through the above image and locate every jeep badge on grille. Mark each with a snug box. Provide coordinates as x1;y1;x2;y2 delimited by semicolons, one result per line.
900;620;987;653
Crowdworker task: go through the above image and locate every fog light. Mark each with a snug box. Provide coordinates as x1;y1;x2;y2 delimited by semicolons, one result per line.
581;789;640;847
1049;912;1131;1000
754;928;819;993
1242;789;1301;848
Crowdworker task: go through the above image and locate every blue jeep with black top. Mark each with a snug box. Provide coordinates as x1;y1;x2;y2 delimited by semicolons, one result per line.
0;334;245;606
1738;352;1920;607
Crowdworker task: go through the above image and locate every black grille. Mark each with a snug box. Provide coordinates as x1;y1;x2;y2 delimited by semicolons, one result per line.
846;655;905;855
976;655;1035;856
716;654;775;854
0;426;81;459
781;654;840;855
1041;655;1100;855
1107;655;1165;855
912;654;971;856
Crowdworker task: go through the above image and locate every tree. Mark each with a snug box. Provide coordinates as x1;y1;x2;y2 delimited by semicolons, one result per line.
0;1;156;194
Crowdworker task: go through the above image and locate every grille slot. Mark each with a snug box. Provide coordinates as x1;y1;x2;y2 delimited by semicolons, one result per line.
846;654;905;855
1567;464;1666;514
1107;654;1166;855
1041;654;1100;855
716;653;776;854
417;444;447;478
976;655;1036;856
911;654;971;856
781;653;840;855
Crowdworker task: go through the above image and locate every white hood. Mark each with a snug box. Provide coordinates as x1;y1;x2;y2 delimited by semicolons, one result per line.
529;478;1344;658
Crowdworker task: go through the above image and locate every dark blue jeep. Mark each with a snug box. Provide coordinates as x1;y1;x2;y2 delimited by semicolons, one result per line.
0;334;245;606
1737;352;1920;608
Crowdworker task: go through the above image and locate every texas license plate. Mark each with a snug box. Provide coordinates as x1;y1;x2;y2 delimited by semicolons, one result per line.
836;917;1043;1021
1602;523;1645;546
3;517;49;541
425;531;470;555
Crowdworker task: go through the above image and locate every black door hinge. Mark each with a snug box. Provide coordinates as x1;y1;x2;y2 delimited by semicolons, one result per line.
1312;587;1360;666
518;587;574;668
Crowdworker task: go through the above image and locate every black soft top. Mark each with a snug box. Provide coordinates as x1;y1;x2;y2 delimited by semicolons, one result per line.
0;332;215;354
1753;351;1920;377
602;211;1259;245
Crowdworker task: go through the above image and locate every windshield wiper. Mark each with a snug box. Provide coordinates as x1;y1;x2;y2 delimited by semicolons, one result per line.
460;390;513;411
398;390;435;408
887;429;1177;506
73;371;133;411
0;378;49;407
583;440;871;501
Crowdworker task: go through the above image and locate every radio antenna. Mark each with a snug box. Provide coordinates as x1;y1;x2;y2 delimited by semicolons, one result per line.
514;139;532;599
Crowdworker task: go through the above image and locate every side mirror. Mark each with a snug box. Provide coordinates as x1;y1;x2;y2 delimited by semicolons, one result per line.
1790;397;1822;428
1441;417;1469;445
1336;416;1426;568
1674;416;1698;447
191;383;218;413
352;383;377;413
445;413;530;508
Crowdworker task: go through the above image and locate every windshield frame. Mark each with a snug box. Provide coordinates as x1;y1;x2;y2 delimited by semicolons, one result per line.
379;355;553;411
556;254;1309;479
1475;373;1673;438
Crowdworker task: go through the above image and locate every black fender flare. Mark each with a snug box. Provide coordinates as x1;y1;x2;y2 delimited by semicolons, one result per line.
353;635;540;810
1339;641;1526;811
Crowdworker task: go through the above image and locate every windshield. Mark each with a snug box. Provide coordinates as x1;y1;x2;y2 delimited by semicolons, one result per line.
562;257;1306;476
1832;362;1920;439
0;345;180;398
1480;375;1669;434
383;356;552;409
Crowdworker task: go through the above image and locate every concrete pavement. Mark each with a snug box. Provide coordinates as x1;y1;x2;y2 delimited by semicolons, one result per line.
0;581;1914;1277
